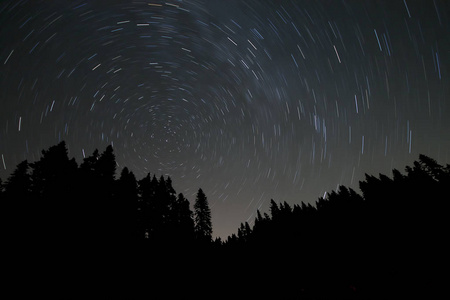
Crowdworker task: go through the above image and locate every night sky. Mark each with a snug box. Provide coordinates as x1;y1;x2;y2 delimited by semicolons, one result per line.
1;0;449;239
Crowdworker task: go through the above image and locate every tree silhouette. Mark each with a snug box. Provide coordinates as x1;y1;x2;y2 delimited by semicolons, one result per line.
171;193;195;243
115;167;137;239
28;141;78;239
136;173;150;239
218;153;448;298
2;160;31;239
98;145;116;179
137;173;155;239
140;174;162;240
78;148;104;239
194;188;212;243
1;141;447;298
3;160;31;201
30;141;78;200
97;145;116;199
136;173;196;243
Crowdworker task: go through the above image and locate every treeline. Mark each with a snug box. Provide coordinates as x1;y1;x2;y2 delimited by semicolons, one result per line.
219;154;448;298
1;142;447;297
0;141;212;243
226;154;449;247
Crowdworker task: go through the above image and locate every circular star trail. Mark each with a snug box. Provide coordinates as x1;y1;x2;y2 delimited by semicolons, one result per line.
1;0;449;238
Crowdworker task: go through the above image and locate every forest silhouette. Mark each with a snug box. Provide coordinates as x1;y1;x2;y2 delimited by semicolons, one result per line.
1;141;447;298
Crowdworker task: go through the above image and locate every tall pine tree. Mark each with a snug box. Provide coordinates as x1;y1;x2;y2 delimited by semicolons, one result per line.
193;188;212;243
27;141;78;239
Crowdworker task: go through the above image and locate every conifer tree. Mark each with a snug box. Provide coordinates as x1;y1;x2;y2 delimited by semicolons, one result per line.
28;141;78;239
116;167;137;239
269;199;279;220
2;160;31;238
30;141;77;200
194;188;212;242
87;145;116;239
173;193;195;242
98;145;116;184
3;160;31;201
137;173;152;239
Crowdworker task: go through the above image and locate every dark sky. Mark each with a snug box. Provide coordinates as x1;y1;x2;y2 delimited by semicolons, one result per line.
1;0;449;239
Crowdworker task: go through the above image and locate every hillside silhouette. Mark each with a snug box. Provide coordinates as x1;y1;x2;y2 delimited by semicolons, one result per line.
0;141;447;298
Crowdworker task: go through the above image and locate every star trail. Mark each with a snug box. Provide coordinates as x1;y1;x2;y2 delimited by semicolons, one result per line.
1;0;449;238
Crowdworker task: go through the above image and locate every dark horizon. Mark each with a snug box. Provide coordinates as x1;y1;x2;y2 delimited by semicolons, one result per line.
1;139;449;242
1;0;449;239
1;140;447;297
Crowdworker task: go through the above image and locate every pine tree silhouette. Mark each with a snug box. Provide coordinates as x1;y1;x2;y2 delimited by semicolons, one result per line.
97;145;117;239
220;153;449;298
194;188;212;243
137;173;156;239
115;167;137;239
137;173;151;239
78;148;103;239
3;160;31;201
2;160;31;240
171;193;195;243
29;141;78;239
2;141;448;298
144;174;162;240
98;145;116;180
30;141;78;200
